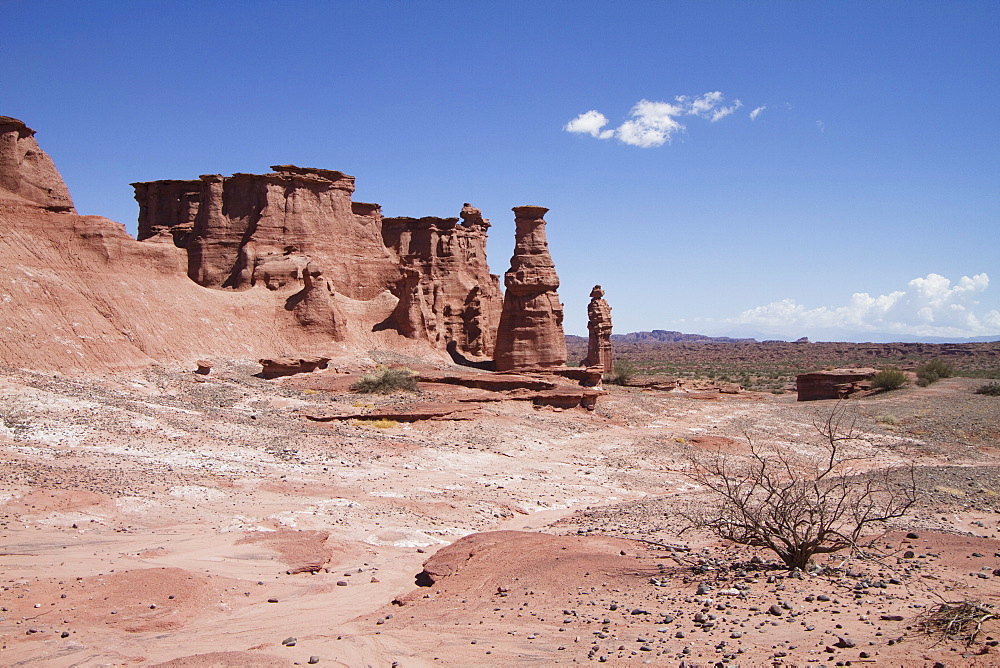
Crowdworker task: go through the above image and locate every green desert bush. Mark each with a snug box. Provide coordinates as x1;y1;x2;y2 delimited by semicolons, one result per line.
916;359;954;387
871;367;908;391
975;381;1000;397
604;361;637;386
351;366;418;394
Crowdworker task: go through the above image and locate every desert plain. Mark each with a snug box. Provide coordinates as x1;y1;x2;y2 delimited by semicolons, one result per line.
2;356;1000;667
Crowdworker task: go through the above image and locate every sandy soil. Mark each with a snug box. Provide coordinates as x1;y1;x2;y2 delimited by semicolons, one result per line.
1;365;999;666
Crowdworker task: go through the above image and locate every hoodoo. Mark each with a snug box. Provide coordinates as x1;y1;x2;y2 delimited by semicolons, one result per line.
493;206;568;372
583;284;613;372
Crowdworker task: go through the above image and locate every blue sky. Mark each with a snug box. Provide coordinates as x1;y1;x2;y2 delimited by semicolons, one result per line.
5;0;998;341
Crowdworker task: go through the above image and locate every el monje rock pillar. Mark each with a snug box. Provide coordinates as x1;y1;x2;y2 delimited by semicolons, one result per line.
493;206;568;372
585;284;613;372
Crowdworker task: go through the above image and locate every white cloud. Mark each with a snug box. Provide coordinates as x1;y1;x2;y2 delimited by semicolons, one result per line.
565;92;743;148
564;110;614;139
749;105;766;120
616;99;686;147
732;273;1000;339
676;92;743;122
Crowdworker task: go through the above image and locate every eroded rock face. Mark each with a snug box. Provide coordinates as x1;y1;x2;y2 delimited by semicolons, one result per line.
134;166;400;300
493;206;567;372
0;117;75;212
796;368;876;401
381;204;501;358
583;284;613;372
134;171;502;357
286;261;346;340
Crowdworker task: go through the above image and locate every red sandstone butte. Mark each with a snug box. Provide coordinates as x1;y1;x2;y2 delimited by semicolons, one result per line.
493;206;567;372
132;169;502;358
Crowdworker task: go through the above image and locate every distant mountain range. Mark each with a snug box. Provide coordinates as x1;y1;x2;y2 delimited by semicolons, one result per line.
612;330;760;343
567;329;1000;345
566;330;763;344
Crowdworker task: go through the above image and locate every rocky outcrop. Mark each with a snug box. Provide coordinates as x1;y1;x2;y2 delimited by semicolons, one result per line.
134;166;400;300
2;120;578;374
493;206;567;372
583;285;613;371
285;261;346;339
796;368;876;401
258;356;331;379
133;171;501;357
381;204;501;358
0;117;75;212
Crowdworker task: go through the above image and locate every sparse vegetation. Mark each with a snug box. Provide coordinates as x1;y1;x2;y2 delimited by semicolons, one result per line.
875;413;900;427
975;381;1000;396
916;600;995;646
566;338;1000;392
916;359;954;387
604;361;637;386
871;367;908;391
350;366;418;394
681;401;918;570
353;418;400;429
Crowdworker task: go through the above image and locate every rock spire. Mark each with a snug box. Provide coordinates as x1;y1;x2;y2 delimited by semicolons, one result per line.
583;285;613;372
493;206;567;372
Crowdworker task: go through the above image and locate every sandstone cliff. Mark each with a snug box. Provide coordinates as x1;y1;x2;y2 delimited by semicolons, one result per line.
0;120;506;372
133;170;501;359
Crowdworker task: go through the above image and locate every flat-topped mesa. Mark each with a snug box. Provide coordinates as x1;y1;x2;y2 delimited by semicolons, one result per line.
493;206;567;372
133;165;399;301
381;204;502;358
133;167;502;357
0;116;75;212
583;285;613;372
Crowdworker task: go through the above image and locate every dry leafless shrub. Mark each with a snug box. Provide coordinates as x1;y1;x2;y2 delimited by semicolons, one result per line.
681;401;918;570
916;600;995;646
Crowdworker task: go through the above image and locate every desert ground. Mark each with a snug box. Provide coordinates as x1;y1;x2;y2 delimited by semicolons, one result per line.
2;357;1000;667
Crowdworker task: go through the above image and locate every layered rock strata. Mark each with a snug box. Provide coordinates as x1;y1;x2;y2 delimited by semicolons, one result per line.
493;206;567;372
583;284;613;371
133;170;500;357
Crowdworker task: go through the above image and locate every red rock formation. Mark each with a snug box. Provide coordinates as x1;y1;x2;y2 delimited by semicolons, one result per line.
493;206;567;372
583;284;613;372
134;166;401;300
0;117;75;212
796;368;876;401
286;261;347;339
258;356;331;379
381;203;501;358
134;172;501;357
0;123;498;372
